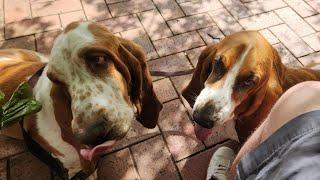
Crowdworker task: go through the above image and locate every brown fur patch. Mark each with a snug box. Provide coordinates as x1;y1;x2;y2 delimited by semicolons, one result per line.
0;49;46;102
64;22;80;33
50;84;95;174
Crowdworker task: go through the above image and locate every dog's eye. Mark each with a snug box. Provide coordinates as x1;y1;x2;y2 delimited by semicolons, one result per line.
86;53;108;66
235;73;257;90
212;55;225;78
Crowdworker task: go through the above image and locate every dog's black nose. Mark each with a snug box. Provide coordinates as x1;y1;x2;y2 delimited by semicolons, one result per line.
76;118;110;146
193;103;215;129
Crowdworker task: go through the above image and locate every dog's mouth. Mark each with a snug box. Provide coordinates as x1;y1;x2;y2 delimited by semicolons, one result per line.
80;140;116;161
194;123;213;141
193;115;239;142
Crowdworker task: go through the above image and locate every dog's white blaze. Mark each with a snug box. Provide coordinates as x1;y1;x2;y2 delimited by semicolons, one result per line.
32;66;81;177
0;56;11;61
194;45;252;122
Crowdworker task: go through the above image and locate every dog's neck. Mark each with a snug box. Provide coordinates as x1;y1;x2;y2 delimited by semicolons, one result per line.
24;66;94;178
236;62;320;142
281;67;320;91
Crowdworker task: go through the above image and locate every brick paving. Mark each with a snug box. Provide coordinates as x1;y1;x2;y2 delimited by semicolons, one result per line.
0;0;319;179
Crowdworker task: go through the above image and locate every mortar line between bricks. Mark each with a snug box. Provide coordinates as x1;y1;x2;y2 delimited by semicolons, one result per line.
103;0;114;19
263;27;281;44
147;43;205;63
169;22;217;36
105;7;157;19
168;76;207;152
28;0;33;18
272;7;317;37
154;79;184;177
205;11;231;37
283;0;319;20
6;159;10;180
175;139;230;163
162;77;207;159
216;0;250;23
3;0;6;38
296;51;320;65
105;0;128;6
169;79;207;149
271;12;315;58
135;13;161;58
57;14;64;30
196;23;213;45
155;118;183;179
274;42;304;67
176;93;193;120
150;0;175;36
79;0;89;21
102;133;161;156
233;4;295;20
304;15;320;33
0;151;28;162
128;148;142;180
3;28;58;42
33;34;38;52
174;0;186;17
149;43;205;60
183;47;198;69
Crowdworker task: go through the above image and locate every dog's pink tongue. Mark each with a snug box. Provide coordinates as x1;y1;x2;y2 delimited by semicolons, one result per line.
194;124;213;141
80;140;116;161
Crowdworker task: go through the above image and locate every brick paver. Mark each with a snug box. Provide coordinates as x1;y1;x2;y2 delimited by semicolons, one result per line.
97;148;140;179
153;31;205;56
305;14;320;31
31;0;82;17
81;0;112;21
0;160;6;180
138;9;172;40
120;28;158;60
239;12;282;30
275;7;315;36
303;32;320;51
4;0;31;23
284;0;318;17
0;0;319;179
153;0;185;20
270;24;313;57
179;0;223;16
209;8;244;35
168;13;215;35
244;0;287;15
60;10;87;28
220;0;253;19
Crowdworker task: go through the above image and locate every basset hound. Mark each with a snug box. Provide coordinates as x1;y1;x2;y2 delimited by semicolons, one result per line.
0;22;162;178
182;31;320;143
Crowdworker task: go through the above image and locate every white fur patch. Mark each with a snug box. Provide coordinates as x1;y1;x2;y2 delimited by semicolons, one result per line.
32;66;82;177
0;56;11;61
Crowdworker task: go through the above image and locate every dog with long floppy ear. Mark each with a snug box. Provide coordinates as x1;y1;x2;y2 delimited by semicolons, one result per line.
182;44;217;107
182;31;320;142
118;38;163;128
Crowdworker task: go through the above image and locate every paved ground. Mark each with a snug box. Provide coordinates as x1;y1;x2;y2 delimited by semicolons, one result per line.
0;0;320;179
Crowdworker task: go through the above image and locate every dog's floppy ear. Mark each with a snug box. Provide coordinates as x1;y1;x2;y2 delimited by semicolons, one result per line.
118;39;162;128
182;44;217;107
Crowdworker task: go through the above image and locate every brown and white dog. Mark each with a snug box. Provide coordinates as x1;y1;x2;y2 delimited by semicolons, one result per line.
0;22;162;178
182;31;320;143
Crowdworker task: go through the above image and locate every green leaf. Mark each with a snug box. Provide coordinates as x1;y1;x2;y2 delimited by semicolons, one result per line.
2;83;33;110
0;82;42;129
0;90;4;102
